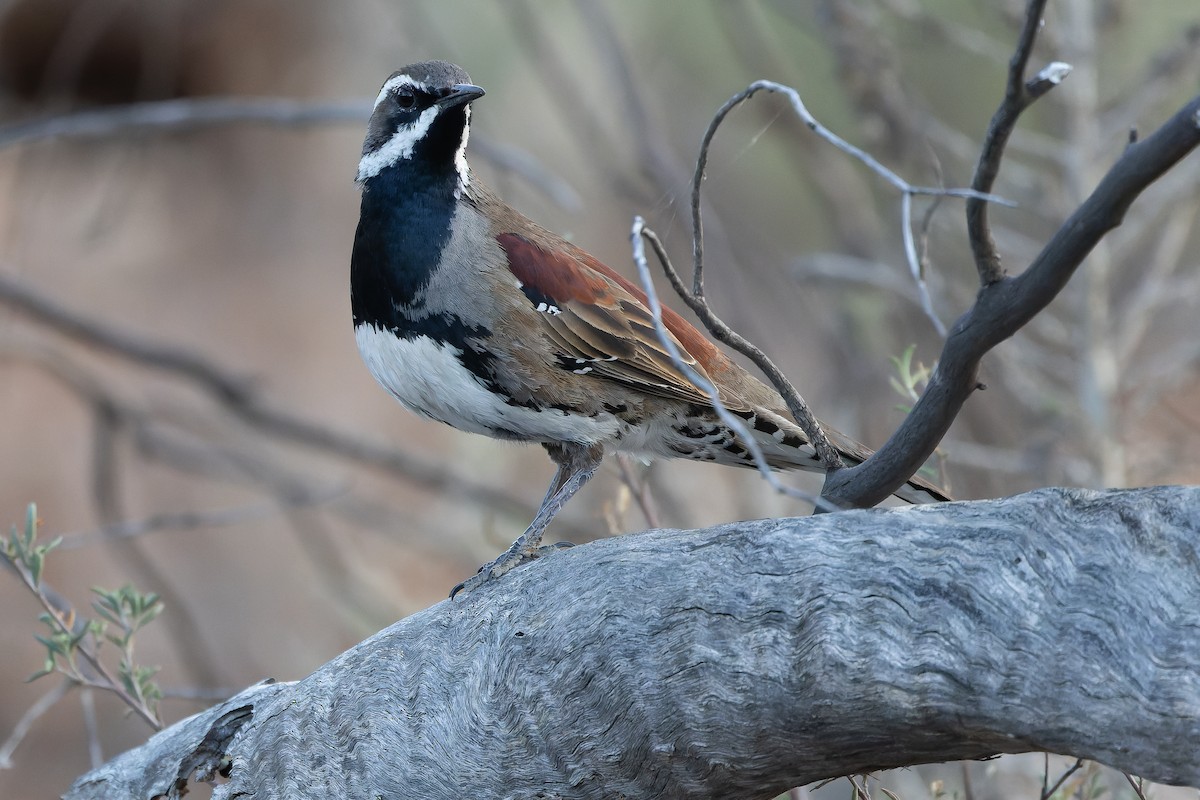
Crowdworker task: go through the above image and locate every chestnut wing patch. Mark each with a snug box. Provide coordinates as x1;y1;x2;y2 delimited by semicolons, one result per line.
498;232;724;404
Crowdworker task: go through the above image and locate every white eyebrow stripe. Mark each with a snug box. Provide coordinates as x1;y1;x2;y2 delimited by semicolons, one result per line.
372;74;432;110
356;105;439;181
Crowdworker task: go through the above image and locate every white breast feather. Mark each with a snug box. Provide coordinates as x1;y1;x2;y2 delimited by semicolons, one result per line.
356;325;623;445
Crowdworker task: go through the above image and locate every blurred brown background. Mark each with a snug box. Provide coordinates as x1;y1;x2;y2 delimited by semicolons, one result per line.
1;1;1198;797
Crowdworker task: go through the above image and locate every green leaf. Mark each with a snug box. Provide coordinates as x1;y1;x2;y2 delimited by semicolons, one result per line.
3;524;16;560
9;526;28;563
134;596;164;630
92;604;118;626
24;502;38;549
34;634;61;653
28;551;44;587
68;625;91;648
26;665;54;683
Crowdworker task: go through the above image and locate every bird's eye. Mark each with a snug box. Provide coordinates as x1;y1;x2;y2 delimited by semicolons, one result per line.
395;88;416;109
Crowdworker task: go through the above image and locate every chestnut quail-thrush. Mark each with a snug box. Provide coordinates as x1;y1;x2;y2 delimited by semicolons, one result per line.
350;61;949;596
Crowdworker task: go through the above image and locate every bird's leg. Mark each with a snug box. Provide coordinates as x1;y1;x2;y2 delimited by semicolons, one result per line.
451;443;604;597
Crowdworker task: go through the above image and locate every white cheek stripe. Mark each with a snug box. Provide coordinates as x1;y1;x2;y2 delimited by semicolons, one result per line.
356;105;439;182
454;107;472;194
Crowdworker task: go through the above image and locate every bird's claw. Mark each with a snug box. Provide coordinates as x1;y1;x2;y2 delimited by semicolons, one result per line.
449;541;574;599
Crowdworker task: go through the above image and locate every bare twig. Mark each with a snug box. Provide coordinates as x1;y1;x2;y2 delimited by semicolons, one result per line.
967;0;1071;285
640;223;845;473
0;98;369;149
612;455;659;530
689;78;1011;329
84;376;225;690
79;688;102;769
1040;757;1084;799
0;271;252;403
916;190;946;288
900;191;948;336
0;272;564;530
0;679;73;768
1123;772;1149;800
0;97;578;208
822;88;1200;507
55;498;335;551
677;77;1015;481
2;556;161;730
631;217;832;512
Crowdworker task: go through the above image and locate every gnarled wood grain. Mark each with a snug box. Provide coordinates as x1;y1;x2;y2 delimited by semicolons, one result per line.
67;486;1200;799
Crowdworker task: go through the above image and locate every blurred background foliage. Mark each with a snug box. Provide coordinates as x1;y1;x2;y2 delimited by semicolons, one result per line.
1;0;1198;797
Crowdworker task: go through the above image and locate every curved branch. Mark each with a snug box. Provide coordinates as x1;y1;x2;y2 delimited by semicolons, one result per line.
631;219;829;510
967;0;1060;285
672;73;1013;490
67;487;1200;799
823;91;1200;508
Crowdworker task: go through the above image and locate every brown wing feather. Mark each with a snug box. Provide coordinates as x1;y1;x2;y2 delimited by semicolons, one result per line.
491;223;951;503
498;232;728;405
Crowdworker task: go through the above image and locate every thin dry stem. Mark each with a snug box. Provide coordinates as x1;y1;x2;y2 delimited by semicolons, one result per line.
631;217;832;512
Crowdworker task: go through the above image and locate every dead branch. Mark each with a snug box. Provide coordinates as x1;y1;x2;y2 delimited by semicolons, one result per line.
65;487;1200;799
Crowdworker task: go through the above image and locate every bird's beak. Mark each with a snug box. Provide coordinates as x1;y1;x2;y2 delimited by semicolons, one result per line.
438;83;485;109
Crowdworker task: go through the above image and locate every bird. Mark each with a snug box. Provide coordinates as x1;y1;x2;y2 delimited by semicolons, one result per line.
350;60;949;596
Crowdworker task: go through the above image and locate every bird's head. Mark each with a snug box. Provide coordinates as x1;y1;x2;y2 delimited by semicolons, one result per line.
356;60;484;190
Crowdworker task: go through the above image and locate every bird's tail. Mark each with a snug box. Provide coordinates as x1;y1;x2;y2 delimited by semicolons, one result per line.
728;406;951;504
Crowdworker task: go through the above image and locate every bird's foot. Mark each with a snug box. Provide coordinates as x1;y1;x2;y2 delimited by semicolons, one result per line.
449;541;573;599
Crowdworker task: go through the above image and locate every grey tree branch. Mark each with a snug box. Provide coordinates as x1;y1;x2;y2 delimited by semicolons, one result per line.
660;2;1200;511
65;486;1200;799
822;90;1200;509
0;98;370;148
676;75;1013;490
967;0;1066;286
631;218;830;512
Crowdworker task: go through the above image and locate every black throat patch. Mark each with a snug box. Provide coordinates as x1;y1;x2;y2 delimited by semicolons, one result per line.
351;158;458;331
351;98;472;330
